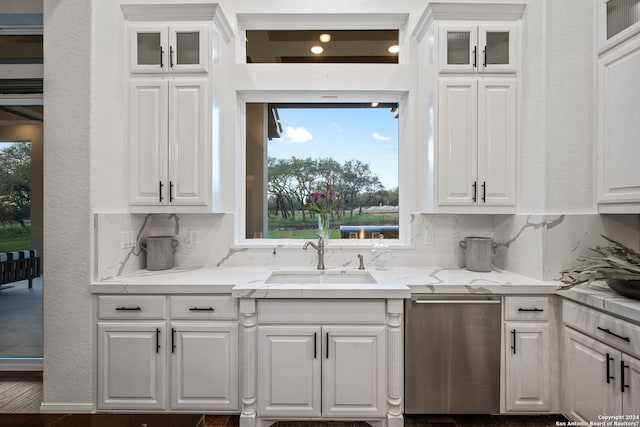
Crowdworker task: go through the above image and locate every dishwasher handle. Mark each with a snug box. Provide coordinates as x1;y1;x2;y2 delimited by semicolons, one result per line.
413;299;501;304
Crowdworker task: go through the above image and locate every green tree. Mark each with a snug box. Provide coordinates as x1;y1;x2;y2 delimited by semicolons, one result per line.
0;143;31;227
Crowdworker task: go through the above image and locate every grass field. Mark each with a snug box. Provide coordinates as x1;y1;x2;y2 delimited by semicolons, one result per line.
265;211;397;239
0;224;31;252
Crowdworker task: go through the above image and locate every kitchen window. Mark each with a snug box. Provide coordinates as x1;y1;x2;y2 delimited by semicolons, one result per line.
245;102;400;240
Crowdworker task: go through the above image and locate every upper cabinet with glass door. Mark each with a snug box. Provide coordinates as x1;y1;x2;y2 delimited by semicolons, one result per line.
439;23;517;73
129;23;208;74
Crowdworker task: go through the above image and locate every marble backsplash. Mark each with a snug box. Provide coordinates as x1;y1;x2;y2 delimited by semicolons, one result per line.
94;212;640;282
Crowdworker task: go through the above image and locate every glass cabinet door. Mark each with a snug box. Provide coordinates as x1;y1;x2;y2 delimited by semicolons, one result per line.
130;25;168;73
478;23;517;73
439;25;478;73
169;25;208;73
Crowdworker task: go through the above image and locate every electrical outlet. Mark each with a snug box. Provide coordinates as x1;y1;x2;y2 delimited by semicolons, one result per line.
190;230;199;244
424;228;434;245
120;231;136;249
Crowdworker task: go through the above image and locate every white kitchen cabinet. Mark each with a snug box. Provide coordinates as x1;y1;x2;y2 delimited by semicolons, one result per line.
257;324;385;419
323;326;386;417
440;23;517;74
563;326;623;421
504;322;551;412
597;33;640;212
438;78;516;208
170;322;238;411
243;299;401;427
97;295;239;412
503;296;555;413
562;300;640;422
129;23;208;74
98;322;167;410
129;78;209;208
257;326;321;418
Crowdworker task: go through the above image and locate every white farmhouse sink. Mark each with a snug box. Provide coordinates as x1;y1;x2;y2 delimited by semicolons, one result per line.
266;270;377;284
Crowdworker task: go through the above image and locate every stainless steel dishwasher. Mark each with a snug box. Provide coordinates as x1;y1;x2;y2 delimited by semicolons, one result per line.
404;295;501;414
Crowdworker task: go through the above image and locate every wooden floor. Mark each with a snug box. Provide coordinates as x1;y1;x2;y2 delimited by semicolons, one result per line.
0;375;568;426
0;371;43;414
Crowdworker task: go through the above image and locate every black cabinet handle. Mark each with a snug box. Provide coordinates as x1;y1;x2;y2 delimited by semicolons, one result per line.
159;181;164;202
481;181;486;203
621;360;630;393
116;306;141;311
472;181;477;202
518;308;544;312
314;332;317;359
156;328;161;353
326;332;329;359
170;46;174;68
511;329;517;355
597;326;631;343
160;46;164;69
606;353;614;384
171;328;176;353
189;307;214;312
472;45;477;68
483;46;487;67
169;181;174;202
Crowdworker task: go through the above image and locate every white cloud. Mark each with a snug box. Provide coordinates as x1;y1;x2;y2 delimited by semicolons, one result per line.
284;126;313;143
372;132;391;141
330;122;344;133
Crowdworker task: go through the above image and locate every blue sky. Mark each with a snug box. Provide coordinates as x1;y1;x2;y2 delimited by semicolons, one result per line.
267;106;399;189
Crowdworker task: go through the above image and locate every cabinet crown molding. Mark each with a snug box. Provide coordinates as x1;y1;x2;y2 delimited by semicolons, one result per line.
413;1;526;41
121;3;233;42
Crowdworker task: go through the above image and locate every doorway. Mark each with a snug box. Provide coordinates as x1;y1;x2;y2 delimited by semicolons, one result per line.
0;97;43;370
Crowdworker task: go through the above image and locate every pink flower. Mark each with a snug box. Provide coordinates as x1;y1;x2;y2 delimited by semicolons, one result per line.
320;193;326;199
325;183;331;189
329;191;334;196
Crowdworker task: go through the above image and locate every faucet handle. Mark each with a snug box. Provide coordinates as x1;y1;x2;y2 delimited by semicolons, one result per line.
357;254;365;270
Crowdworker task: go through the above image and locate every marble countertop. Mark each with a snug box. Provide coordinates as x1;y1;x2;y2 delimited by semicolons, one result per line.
559;281;640;324
90;266;560;298
90;267;640;322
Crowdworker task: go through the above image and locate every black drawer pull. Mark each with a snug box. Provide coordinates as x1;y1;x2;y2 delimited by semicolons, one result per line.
189;307;215;312
621;360;630;393
156;328;161;353
171;328;176;353
314;332;317;359
606;353;614;384
511;329;517;355
597;326;631;343
115;306;141;311
518;308;544;312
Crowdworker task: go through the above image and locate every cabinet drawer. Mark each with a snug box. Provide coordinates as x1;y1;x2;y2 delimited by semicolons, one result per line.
98;295;166;319
505;297;550;321
563;300;640;359
169;295;237;320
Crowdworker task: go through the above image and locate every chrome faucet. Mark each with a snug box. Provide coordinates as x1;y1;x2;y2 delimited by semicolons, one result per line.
303;236;325;270
357;254;365;270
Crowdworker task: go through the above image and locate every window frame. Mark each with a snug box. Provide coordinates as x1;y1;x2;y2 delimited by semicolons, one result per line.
236;91;411;248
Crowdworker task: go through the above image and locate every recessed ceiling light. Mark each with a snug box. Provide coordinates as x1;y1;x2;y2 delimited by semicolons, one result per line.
310;45;324;54
319;33;331;43
371;102;379;107
388;45;400;54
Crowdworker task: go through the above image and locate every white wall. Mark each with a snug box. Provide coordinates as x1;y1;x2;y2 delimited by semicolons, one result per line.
42;0;93;411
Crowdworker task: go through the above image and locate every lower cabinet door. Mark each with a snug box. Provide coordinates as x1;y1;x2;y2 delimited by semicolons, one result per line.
258;325;321;417
322;326;386;417
97;322;166;410
622;354;640;416
563;326;621;421
504;322;550;412
170;322;238;410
